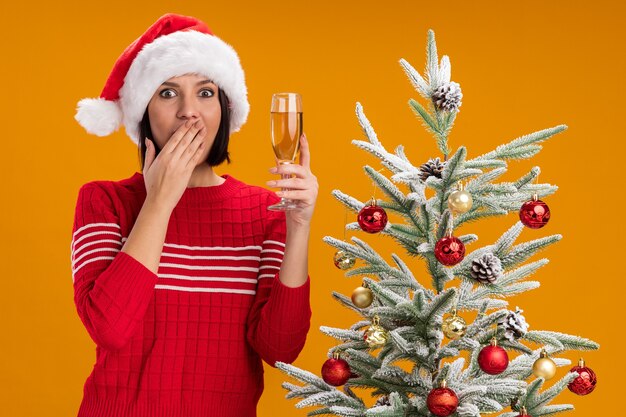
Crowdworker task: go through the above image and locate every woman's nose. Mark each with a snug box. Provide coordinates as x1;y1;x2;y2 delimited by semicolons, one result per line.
177;96;200;119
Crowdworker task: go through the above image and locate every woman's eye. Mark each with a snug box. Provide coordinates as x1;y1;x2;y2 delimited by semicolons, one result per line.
159;89;176;98
199;89;215;97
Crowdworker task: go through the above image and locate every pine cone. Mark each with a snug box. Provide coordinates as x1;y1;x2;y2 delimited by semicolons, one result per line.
498;307;529;342
418;157;445;182
470;253;503;284
432;81;463;112
374;395;391;407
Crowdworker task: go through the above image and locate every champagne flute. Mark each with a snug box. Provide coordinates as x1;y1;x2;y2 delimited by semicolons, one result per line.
268;93;303;211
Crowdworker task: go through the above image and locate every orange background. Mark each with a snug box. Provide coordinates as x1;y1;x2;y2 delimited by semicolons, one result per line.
0;1;623;416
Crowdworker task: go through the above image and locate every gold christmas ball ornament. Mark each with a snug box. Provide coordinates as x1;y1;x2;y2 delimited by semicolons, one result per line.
364;315;389;349
351;285;374;308
447;189;473;214
333;250;356;270
532;349;557;380
442;310;467;340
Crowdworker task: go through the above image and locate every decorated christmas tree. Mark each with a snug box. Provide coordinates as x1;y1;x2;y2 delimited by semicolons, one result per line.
276;30;599;417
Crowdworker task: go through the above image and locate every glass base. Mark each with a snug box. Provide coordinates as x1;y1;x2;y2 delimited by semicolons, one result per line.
268;198;299;211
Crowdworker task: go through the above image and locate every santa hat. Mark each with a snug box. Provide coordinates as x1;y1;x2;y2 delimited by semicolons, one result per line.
75;13;249;145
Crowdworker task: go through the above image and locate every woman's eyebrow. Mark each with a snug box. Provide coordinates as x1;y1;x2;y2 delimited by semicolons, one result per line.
161;80;214;87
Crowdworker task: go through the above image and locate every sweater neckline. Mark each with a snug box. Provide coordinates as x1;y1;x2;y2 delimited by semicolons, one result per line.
131;172;240;202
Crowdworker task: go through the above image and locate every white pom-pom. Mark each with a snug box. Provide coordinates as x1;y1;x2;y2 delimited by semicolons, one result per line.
74;97;122;137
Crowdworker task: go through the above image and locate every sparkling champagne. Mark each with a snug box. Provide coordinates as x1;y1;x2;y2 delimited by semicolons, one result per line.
268;92;302;211
271;111;302;163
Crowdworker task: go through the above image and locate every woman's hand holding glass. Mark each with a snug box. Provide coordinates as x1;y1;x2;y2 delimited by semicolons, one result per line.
143;118;207;212
267;133;318;227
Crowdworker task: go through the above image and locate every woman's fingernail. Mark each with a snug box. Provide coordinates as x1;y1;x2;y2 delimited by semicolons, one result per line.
269;167;278;173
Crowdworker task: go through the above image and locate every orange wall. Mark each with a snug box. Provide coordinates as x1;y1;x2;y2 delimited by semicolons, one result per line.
0;1;622;416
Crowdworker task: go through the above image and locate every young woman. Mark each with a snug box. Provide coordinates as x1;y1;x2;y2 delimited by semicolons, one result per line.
71;13;317;417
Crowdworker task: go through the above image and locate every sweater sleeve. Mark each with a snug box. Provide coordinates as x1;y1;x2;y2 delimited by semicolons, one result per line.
246;194;312;367
70;183;158;351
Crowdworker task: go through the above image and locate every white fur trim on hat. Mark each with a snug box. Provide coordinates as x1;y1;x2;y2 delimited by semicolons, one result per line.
75;98;123;137
120;30;249;145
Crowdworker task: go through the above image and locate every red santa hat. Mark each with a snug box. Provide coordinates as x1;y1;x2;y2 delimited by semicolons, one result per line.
75;13;249;145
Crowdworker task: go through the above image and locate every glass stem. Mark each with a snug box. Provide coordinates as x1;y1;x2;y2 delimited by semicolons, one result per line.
280;172;291;200
279;161;293;200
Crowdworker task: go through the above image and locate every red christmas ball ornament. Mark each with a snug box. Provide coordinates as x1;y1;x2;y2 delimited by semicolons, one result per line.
357;199;388;233
568;358;597;395
519;195;550;229
427;380;459;417
434;233;465;266
321;352;352;386
478;338;509;375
